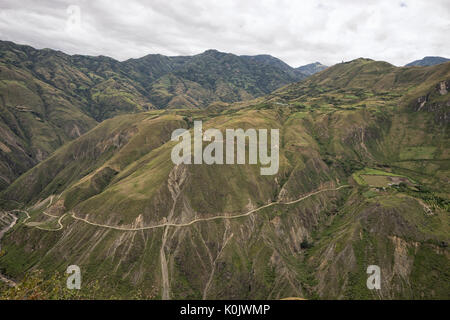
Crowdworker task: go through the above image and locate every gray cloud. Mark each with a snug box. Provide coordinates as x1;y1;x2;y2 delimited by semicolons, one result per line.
0;0;449;66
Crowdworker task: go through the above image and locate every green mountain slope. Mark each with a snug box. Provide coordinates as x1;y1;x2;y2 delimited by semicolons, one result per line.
0;40;307;191
0;58;448;299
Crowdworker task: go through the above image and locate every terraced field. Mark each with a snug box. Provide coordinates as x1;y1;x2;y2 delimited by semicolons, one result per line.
353;168;415;187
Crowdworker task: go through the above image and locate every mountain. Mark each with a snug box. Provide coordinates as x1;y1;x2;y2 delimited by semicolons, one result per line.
0;40;309;191
295;62;328;76
0;58;448;299
405;56;449;67
144;50;306;108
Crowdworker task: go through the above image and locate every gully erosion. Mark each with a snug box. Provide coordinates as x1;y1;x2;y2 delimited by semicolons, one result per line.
0;184;351;297
0;211;17;287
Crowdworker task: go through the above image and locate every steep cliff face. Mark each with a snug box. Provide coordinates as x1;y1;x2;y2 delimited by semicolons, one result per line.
411;80;450;125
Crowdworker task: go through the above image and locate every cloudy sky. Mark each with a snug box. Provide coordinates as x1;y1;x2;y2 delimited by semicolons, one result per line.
0;0;448;67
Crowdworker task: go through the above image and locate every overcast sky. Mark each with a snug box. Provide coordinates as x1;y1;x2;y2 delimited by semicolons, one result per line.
0;0;448;67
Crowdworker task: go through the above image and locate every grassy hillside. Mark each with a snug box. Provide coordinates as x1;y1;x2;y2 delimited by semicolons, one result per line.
0;40;308;191
0;58;448;299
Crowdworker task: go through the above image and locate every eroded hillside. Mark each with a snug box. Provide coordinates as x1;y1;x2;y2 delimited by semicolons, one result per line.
0;58;448;299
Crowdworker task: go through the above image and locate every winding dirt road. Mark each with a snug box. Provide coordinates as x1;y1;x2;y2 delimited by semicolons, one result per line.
6;184;351;297
68;185;351;231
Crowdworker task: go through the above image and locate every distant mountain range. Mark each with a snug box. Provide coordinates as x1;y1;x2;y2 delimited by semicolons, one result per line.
0;40;327;191
295;62;328;76
405;56;449;67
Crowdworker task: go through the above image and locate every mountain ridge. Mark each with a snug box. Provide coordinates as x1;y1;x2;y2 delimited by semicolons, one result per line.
0;40;318;191
405;56;449;67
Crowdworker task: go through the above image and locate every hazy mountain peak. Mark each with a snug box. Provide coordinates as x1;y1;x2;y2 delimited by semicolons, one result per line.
295;61;328;76
405;56;449;67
